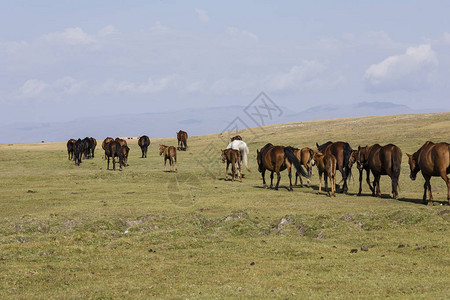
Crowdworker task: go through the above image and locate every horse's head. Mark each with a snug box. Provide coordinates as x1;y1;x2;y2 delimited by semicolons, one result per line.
256;149;263;172
407;153;420;180
356;146;369;170
221;150;227;163
312;151;323;165
159;144;166;156
348;150;358;169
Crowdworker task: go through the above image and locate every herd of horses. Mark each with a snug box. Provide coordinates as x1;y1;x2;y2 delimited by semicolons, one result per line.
66;131;450;205
255;140;449;205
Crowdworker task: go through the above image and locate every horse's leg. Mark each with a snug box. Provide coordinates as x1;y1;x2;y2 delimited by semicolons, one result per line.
391;174;399;199
107;156;110;170
275;171;281;190
288;167;293;191
225;162;229;180
231;160;236;182
356;169;362;195
426;176;433;206
262;169;267;188
270;171;274;189
325;172;330;197
318;171;322;194
375;174;381;197
366;169;374;193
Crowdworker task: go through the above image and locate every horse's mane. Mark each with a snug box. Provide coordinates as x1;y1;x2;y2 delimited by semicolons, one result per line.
317;141;332;151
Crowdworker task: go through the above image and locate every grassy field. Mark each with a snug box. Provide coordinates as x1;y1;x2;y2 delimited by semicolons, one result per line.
0;112;449;299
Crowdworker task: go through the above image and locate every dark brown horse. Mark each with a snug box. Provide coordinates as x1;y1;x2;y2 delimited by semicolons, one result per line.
230;135;242;142
138;135;150;158
102;137;114;159
159;145;177;172
356;144;402;199
105;141;125;170
256;143;308;191
348;148;373;196
221;149;242;182
177;130;188;151
90;137;97;158
316;141;353;193
67;139;76;160
293;147;314;187
407;141;450;205
73;138;83;166
115;138;128;165
313;151;337;197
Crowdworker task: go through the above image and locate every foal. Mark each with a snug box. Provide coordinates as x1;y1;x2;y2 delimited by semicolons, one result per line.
221;149;242;182
313;151;337;197
293;147;314;187
159;145;177;172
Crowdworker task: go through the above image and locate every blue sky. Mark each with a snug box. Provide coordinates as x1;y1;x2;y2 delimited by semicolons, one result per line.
1;0;449;125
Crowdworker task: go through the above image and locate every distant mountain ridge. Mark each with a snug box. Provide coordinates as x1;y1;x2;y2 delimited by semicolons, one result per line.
0;102;445;143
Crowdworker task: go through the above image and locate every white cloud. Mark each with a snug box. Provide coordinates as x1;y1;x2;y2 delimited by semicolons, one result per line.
195;8;209;23
1;40;29;55
98;25;117;37
114;76;174;94
364;44;438;92
226;27;258;41
20;79;48;98
43;27;96;45
18;77;85;99
268;61;342;92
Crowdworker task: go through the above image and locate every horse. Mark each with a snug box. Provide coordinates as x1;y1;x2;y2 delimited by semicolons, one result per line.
293;147;314;187
177;130;188;151
313;151;337;197
90;137;97;158
138;135;150;158
121;145;130;166
348;149;373;196
316;141;353;193
73;138;83;166
221;149;242;182
102;137;114;159
256;143;308;191
105;141;125;170
81;137;92;159
355;144;402;199
407;141;450;205
159;145;177;172
115;138;128;165
67;139;76;160
227;140;250;172
231;135;242;142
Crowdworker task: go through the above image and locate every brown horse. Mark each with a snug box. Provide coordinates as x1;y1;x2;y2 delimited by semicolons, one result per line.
256;143;308;191
90;137;97;158
67;139;76;160
316;141;353;193
177;130;188;151
105;141;125;171
293;147;314;187
407;141;450;205
115;138;128;165
159;145;177;172
102;137;114;159
348;148;373;196
221;149;242;182
138;135;150;158
356;144;402;199
230;135;242;142
313;152;337;197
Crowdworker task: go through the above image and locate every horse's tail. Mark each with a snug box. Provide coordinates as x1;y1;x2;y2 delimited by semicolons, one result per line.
241;148;251;172
183;136;187;149
285;147;307;178
343;143;352;181
392;146;402;191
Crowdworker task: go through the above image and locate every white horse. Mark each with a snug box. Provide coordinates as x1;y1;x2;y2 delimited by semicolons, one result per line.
227;140;250;172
